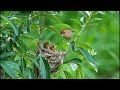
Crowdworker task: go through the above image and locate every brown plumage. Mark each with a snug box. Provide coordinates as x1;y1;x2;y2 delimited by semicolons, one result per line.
43;41;50;49
50;44;56;52
61;30;74;40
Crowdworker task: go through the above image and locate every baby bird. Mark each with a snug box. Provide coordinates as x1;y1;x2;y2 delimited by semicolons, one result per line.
50;44;57;52
43;41;50;49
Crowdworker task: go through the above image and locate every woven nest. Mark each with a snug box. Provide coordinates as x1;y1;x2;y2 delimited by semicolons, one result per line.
37;46;66;73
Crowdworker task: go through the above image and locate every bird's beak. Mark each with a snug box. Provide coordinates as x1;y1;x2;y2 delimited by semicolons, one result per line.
61;34;63;36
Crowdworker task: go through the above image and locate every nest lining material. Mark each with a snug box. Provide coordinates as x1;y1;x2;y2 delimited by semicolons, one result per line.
38;46;66;73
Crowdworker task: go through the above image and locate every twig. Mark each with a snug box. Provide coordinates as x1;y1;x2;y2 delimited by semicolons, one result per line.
35;11;46;79
65;12;92;54
38;11;46;49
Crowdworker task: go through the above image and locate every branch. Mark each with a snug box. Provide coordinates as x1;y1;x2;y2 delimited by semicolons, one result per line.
38;11;46;49
35;11;46;79
65;12;92;54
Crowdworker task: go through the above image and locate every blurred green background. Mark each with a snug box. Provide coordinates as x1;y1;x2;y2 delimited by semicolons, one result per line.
42;11;119;79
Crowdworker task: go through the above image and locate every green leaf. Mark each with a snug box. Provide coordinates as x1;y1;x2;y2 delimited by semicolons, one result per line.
14;55;21;61
79;11;90;18
4;61;20;72
84;59;98;72
76;42;93;50
69;41;75;51
62;42;69;50
20;35;33;40
89;62;98;72
85;11;91;17
80;48;98;72
58;76;63;79
13;33;18;43
80;48;97;64
0;52;15;59
27;68;32;79
27;18;31;33
64;58;82;64
24;57;32;68
76;64;84;79
64;71;74;79
18;24;23;35
96;11;105;15
54;23;73;30
15;46;23;54
70;63;78;71
27;68;35;79
6;39;13;51
86;23;98;28
0;61;16;79
20;58;26;73
39;57;50;79
0;44;7;50
13;24;23;43
39;13;60;22
80;16;85;24
17;39;28;54
43;25;58;33
53;11;62;15
58;71;66;79
90;18;102;22
88;49;97;56
1;15;18;36
28;57;41;78
30;68;35;79
28;57;40;69
76;69;81;79
70;19;81;26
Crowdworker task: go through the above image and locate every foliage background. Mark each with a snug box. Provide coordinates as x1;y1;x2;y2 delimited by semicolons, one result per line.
77;12;119;79
42;11;119;79
0;11;119;79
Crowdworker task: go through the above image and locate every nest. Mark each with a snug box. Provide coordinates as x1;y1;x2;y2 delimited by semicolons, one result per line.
37;46;66;73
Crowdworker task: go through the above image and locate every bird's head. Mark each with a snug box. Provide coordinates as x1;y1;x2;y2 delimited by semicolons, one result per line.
61;30;74;40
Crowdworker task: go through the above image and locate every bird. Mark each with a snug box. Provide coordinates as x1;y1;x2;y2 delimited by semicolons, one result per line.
50;44;57;52
61;30;74;40
43;41;50;49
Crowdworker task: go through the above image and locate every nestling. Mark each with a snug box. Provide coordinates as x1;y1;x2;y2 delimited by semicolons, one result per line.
50;44;57;52
43;41;50;49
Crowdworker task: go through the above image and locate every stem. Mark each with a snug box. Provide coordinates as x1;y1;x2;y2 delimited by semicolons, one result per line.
74;23;87;42
38;11;46;49
74;15;91;42
35;11;46;79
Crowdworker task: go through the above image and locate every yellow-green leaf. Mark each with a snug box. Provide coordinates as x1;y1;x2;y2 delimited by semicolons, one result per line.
64;71;74;79
1;15;18;36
